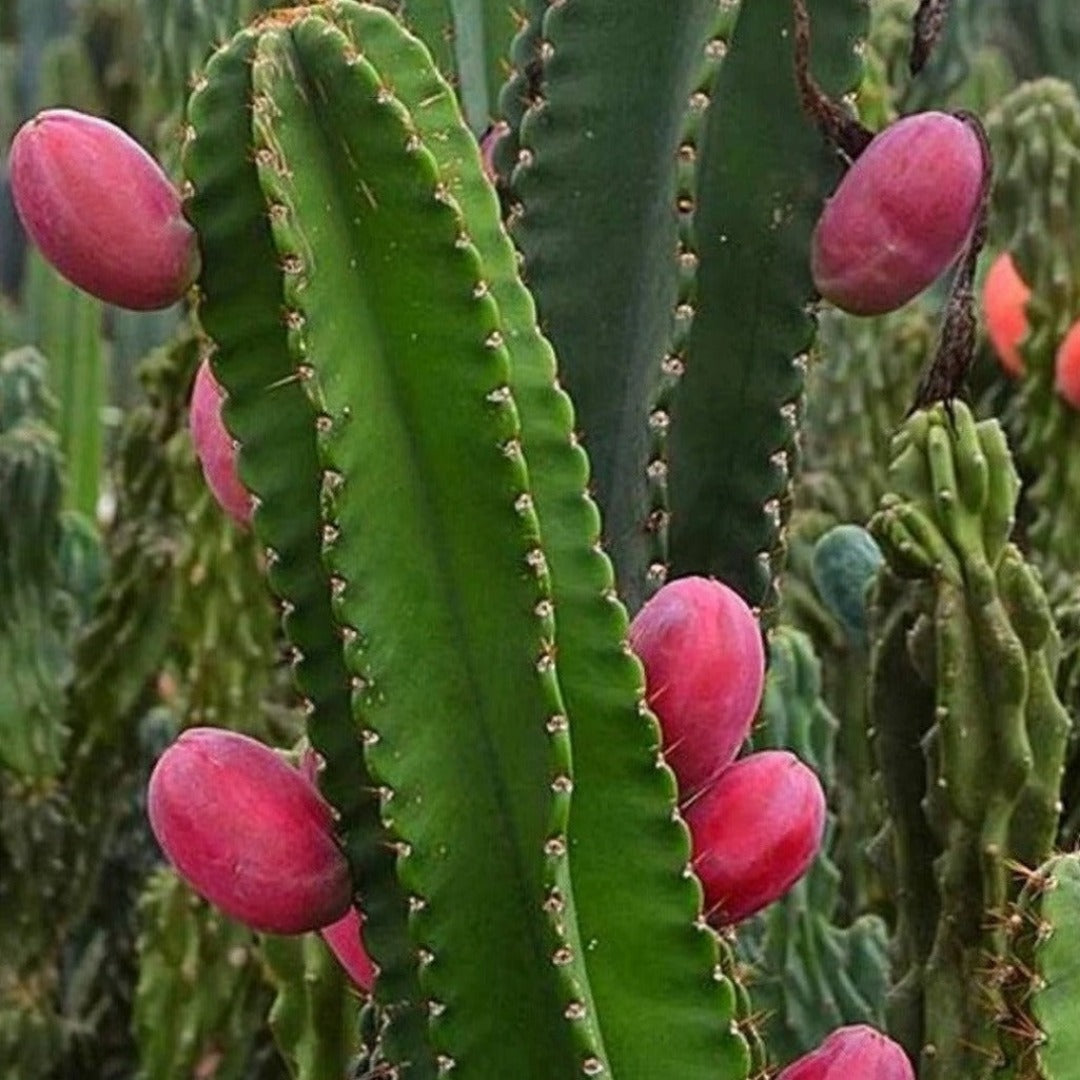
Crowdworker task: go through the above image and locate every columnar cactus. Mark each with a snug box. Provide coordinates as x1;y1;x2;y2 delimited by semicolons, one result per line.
8;1;1080;1079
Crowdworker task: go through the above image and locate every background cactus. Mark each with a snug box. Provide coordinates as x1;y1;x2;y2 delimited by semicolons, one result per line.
6;1;1080;1078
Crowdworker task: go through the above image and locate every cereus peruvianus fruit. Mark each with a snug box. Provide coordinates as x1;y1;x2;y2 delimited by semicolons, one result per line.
983;251;1031;378
320;906;375;992
685;749;826;925
147;728;352;935
9;108;200;310
189;358;252;526
1055;320;1080;409
628;575;764;802
776;1023;915;1080
811;112;985;316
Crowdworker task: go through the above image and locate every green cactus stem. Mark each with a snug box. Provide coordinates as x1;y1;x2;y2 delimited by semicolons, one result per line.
869;401;1070;1078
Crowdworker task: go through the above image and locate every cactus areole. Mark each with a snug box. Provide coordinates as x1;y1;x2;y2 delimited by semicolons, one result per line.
147;728;352;935
811;112;985;316
10;109;200;310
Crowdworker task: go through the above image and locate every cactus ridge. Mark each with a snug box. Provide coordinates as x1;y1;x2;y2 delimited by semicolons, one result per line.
667;0;869;618
329;5;749;1078
249;8;605;1075
506;0;723;612
182;25;434;1073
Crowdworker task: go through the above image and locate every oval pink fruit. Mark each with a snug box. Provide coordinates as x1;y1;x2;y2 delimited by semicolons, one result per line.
148;728;352;935
10;109;199;310
685;749;825;925
629;576;765;802
320;906;376;992
189;359;252;526
1054;320;1080;410
983;252;1031;378
777;1024;914;1080
811;112;985;316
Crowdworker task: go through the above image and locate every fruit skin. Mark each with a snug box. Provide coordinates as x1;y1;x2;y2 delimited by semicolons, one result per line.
147;728;352;935
811;112;984;316
983;252;1031;378
628;575;765;802
776;1023;914;1079
1054;320;1080;409
189;359;253;526
684;749;826;925
319;906;375;992
10;108;200;310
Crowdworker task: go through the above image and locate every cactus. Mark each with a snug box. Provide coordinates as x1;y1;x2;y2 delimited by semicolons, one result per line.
869;401;1071;1077
9;1;1080;1078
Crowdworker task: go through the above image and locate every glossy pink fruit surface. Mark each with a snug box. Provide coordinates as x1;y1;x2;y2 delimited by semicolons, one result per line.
685;749;825;925
629;576;765;801
148;728;352;935
320;906;376;992
777;1024;915;1079
189;359;252;526
811;112;984;316
10;109;199;310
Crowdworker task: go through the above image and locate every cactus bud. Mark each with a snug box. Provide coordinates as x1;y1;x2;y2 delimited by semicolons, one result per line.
1054;320;1080;409
811;112;985;316
320;906;375;992
148;728;352;935
685;749;825;925
629;576;764;802
189;359;253;526
776;1024;914;1079
9;108;199;310
983;252;1031;378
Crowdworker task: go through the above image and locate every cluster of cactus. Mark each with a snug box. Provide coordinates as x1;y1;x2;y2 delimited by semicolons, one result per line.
10;0;1080;1077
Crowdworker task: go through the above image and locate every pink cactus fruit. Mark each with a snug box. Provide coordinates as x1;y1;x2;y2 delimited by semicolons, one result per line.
479;121;509;183
189;358;253;526
147;727;352;935
9;108;200;310
684;749;826;925
811;111;985;316
629;576;765;802
776;1024;915;1080
320;906;376;992
982;252;1031;378
1054;319;1080;410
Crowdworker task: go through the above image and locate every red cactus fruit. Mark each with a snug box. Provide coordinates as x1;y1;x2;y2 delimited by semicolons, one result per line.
479;121;509;183
629;576;765;802
811;112;985;316
320;906;376;992
189;359;253;526
1054;320;1080;409
685;749;826;925
148;728;352;935
9;108;200;310
983;252;1031;378
776;1024;915;1079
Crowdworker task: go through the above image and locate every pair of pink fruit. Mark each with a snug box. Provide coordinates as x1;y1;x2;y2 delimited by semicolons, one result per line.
147;576;818;951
